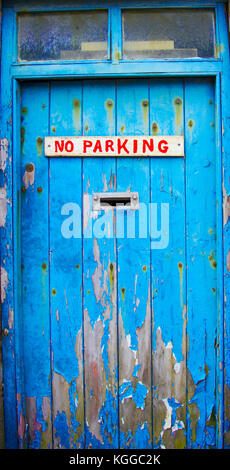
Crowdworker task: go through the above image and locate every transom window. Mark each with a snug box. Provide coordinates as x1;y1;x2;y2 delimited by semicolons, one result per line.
122;8;215;59
18;7;216;62
18;10;109;61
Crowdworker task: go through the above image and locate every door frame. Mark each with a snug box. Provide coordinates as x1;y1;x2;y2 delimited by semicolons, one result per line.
0;0;229;449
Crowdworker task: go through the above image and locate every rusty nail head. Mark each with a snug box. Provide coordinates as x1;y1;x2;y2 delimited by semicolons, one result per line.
25;163;34;172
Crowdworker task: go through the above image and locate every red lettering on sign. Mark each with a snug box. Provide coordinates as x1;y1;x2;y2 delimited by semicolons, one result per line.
143;139;154;153
83;140;93;153
55;140;64;153
65;140;74;152
158;140;168;154
93;140;103;153
105;140;114;152
117;138;129;155
133;139;138;154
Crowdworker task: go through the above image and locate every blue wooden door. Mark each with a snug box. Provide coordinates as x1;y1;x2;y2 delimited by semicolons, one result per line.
19;77;217;449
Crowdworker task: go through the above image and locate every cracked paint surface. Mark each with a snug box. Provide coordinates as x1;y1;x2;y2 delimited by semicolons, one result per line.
2;76;227;450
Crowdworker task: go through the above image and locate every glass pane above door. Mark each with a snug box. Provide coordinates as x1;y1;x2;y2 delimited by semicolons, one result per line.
122;8;215;59
18;10;108;61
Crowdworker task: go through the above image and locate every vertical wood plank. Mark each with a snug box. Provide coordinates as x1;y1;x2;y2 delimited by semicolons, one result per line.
20;82;52;448
185;78;216;448
0;4;5;439
217;3;230;449
149;78;186;449
0;7;18;448
82;80;118;448
13;78;25;449
228;0;230;32
49;81;84;448
116;78;152;449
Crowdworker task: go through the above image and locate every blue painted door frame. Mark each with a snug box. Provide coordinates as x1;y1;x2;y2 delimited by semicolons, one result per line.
0;0;230;449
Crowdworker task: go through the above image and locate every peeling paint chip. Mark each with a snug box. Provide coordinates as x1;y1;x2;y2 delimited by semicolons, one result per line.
0;138;9;172
1;266;9;303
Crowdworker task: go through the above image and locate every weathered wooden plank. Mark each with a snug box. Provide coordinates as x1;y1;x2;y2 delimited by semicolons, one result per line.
20;82;52;448
0;143;5;449
185;78;217;448
82;80;118;448
116;78;152;448
0;152;5;448
228;0;230;32
149;78;186;449
217;3;230;449
0;332;4;449
49;81;84;448
0;6;18;449
0;313;4;449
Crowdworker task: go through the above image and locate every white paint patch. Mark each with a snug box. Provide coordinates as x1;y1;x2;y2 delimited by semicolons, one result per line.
8;306;14;329
0;186;8;227
174;363;181;374
227;249;230;272
0;138;9;172
223;184;230;226
1;266;9;303
83;193;91;233
162;398;172;430
103;174;108;192
172;420;185;433
126;334;132;349
23;166;35;189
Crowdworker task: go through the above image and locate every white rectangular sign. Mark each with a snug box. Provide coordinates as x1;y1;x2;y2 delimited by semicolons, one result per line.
45;136;184;157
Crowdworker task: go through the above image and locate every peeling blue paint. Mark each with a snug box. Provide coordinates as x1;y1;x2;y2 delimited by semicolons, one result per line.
54;411;70;448
133;365;141;377
98;389;118;448
119;381;148;409
102;318;110;380
133;423;151;449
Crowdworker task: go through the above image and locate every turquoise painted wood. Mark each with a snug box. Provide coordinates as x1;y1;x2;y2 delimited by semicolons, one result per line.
49;81;84;448
0;6;18;449
149;78;186;448
184;78;216;448
20;82;51;448
82;80;118;448
116;79;152;448
15;77;218;448
217;3;230;448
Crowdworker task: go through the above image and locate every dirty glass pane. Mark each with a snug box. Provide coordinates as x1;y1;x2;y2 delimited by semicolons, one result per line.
18;11;108;61
122;9;215;59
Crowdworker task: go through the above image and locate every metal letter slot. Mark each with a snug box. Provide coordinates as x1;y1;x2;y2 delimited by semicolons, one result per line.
92;192;139;211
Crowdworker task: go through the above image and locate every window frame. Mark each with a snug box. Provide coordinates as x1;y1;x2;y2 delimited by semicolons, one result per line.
121;7;217;61
17;8;112;63
10;1;222;70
